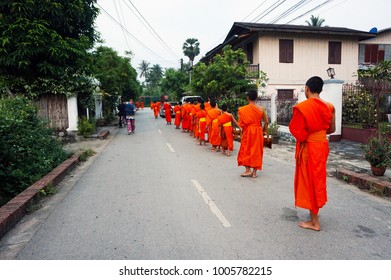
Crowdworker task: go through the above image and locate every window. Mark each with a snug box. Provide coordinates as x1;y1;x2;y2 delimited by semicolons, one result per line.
328;41;341;64
246;42;253;64
277;89;294;100
364;44;384;64
279;39;293;63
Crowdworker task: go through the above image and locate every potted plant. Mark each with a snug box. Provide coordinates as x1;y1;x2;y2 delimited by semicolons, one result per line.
360;136;391;176
268;121;280;144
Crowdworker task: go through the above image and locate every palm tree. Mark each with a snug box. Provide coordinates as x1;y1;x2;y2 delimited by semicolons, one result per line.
138;60;150;79
182;38;200;67
305;15;326;27
147;64;164;87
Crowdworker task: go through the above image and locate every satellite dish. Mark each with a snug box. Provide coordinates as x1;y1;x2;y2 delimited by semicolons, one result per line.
369;27;378;33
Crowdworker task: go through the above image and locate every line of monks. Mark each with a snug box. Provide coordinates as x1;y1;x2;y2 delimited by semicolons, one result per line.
150;98;240;157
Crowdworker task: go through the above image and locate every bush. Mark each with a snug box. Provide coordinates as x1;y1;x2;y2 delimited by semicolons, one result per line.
0;97;68;206
77;117;96;137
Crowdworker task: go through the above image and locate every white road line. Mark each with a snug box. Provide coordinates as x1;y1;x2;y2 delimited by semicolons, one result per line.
166;143;175;153
158;129;162;134
191;179;231;228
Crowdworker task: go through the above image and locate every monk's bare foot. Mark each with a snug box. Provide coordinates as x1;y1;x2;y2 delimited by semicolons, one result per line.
298;221;320;231
240;173;252;177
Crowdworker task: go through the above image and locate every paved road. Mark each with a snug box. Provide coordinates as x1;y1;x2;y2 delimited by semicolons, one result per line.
1;109;391;260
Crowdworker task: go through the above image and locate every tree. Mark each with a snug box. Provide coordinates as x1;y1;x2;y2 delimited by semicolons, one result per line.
0;0;99;96
160;68;190;100
138;60;150;80
191;45;266;100
91;46;141;114
182;38;200;67
305;15;326;27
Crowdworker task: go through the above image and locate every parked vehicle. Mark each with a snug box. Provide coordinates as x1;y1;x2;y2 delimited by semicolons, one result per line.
160;101;177;118
180;95;203;104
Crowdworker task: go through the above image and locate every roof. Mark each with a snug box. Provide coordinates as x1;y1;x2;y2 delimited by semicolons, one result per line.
201;22;376;63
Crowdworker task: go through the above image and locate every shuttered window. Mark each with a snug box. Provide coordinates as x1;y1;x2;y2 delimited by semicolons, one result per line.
277;89;294;100
279;39;293;63
364;44;385;63
328;41;341;64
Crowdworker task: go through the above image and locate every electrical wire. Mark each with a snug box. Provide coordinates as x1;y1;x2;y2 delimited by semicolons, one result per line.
251;0;287;23
269;0;313;24
96;3;177;66
123;0;179;60
286;0;334;24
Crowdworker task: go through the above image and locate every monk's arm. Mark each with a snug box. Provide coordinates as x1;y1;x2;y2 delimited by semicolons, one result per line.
289;108;309;142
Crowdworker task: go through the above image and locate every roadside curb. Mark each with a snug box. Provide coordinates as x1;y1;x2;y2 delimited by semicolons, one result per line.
336;167;391;197
0;151;83;240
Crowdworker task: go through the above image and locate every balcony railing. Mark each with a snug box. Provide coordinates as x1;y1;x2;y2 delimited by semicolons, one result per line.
246;64;259;78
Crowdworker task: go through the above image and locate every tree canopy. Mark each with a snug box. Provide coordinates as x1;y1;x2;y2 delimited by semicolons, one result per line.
0;0;99;96
183;38;200;67
191;45;265;100
305;15;326;27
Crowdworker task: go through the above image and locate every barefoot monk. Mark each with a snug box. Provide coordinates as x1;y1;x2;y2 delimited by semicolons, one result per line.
289;76;336;231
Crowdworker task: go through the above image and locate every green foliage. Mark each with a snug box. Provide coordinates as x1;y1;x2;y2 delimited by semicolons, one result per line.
191;45;267;100
161;68;190;100
357;61;391;81
183;38;200;66
360;136;391;168
0;97;68;204
268;122;280;135
79;149;96;162
342;84;376;126
219;96;247;119
91;46;141;113
0;0;99;96
77;117;96;137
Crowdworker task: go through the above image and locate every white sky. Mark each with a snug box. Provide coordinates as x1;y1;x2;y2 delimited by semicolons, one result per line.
95;0;390;72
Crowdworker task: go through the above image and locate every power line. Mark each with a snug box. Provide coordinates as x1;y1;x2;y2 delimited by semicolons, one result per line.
113;0;131;51
123;0;179;60
269;0;313;24
286;0;335;24
252;0;287;23
241;0;268;21
96;3;176;66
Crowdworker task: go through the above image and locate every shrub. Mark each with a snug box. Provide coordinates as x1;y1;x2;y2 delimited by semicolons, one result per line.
0;97;68;206
77;117;96;137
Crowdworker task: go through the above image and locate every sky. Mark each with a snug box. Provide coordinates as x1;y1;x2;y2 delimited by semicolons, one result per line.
95;0;390;73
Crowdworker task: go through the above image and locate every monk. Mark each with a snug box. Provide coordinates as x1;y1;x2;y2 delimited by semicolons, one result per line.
207;99;221;151
289;76;335;231
173;102;182;129
218;104;239;156
163;101;172;125
181;100;190;132
196;103;208;145
237;90;268;178
153;101;160;119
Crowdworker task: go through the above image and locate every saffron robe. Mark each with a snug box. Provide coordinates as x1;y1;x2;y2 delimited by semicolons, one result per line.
153;102;161;118
196;110;207;141
218;112;234;151
181;103;190;130
207;108;221;146
163;102;172;123
173;105;181;127
289;98;334;214
237;104;264;170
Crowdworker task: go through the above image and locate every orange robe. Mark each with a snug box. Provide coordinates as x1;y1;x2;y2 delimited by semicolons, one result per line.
153;102;160;118
196;110;207;141
163;102;172;123
207;108;221;146
192;104;201;138
218;112;234;151
289;98;333;215
181;103;190;130
237;104;264;170
173;105;181;127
